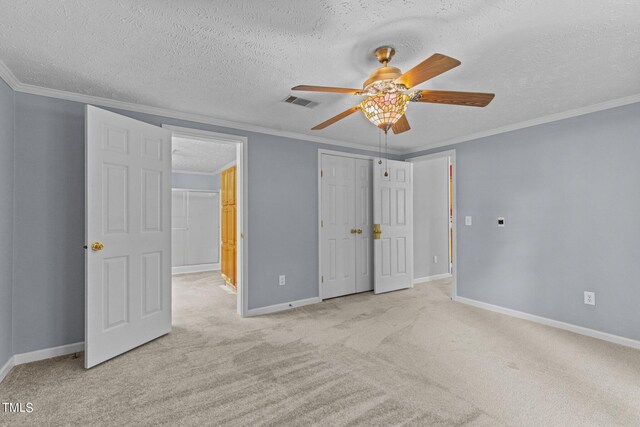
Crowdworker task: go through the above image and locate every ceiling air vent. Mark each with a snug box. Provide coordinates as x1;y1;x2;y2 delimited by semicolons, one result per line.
283;95;316;108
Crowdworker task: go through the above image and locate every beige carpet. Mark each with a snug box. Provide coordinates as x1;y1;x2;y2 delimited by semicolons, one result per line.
1;273;640;426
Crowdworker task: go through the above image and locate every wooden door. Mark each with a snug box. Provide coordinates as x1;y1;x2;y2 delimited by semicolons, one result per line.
221;165;237;289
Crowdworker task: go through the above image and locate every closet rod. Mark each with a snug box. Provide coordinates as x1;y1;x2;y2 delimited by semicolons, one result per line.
171;188;220;193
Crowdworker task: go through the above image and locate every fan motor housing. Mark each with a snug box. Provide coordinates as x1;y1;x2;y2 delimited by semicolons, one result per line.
363;66;402;89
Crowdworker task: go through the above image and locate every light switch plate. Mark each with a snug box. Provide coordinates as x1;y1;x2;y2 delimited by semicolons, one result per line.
498;217;505;227
465;216;472;226
279;275;286;286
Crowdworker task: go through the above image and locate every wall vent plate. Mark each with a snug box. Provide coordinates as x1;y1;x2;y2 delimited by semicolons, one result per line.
282;95;317;108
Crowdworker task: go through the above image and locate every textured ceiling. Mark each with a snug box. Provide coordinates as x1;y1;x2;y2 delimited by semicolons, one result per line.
1;1;639;151
172;137;236;174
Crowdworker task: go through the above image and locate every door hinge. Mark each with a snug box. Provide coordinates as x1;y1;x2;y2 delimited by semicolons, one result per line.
321;170;323;177
321;276;324;283
321;220;323;227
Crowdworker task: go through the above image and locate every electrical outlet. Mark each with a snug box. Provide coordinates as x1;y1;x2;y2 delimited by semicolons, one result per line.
465;216;472;226
433;255;438;264
279;275;286;286
584;291;595;306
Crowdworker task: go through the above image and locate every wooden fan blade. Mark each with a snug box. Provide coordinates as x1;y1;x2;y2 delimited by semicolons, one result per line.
392;115;410;134
395;54;461;88
311;106;360;130
292;85;361;94
416;90;495;107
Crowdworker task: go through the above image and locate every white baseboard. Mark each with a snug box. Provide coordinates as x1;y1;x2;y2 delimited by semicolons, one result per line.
172;263;220;275
245;297;322;317
0;342;84;383
13;342;85;365
413;273;452;285
0;355;15;383
453;296;640;351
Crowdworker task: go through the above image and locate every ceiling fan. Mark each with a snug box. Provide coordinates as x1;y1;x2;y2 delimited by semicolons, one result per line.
292;47;495;135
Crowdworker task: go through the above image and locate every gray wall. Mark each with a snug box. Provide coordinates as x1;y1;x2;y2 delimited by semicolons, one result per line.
13;88;638;353
13;94;86;353
406;102;640;341
413;156;450;280
0;78;14;367
172;171;220;191
11;92;399;353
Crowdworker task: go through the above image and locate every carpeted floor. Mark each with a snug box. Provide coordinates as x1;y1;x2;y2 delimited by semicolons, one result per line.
1;272;640;426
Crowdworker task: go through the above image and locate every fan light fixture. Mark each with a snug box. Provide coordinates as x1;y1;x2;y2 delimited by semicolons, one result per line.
359;92;410;131
293;46;495;176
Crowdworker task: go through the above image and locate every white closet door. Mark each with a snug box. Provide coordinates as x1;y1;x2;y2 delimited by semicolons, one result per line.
186;192;219;265
373;160;414;294
355;159;373;292
321;154;356;299
171;190;187;267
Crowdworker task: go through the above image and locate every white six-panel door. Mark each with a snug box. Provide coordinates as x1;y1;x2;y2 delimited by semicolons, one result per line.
355;159;373;293
373;160;414;294
321;155;356;299
321;154;373;299
85;105;172;368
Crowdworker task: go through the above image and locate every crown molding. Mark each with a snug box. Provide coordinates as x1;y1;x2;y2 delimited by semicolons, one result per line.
401;93;640;156
0;58;20;89
3;57;638;158
6;77;403;155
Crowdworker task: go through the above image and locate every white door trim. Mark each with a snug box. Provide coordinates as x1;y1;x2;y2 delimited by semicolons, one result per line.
407;149;457;299
318;149;376;300
163;125;249;317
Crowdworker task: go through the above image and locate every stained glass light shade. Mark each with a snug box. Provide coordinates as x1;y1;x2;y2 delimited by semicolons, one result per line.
359;92;410;131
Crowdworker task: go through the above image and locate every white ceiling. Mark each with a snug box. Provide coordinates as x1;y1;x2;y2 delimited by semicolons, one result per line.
1;1;639;152
172;137;236;174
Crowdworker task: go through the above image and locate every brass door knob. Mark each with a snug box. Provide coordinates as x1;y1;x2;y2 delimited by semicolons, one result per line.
373;224;381;240
91;242;105;251
356;229;363;234
350;229;357;234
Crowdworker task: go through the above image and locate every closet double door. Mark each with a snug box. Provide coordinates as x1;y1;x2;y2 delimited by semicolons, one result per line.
171;190;219;268
321;155;373;299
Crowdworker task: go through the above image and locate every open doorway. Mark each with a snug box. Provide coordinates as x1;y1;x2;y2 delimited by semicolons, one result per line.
408;150;457;298
164;125;248;316
84;107;250;368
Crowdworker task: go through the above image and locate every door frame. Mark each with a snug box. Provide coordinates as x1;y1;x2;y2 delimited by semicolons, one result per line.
163;125;249;317
407;149;458;299
317;148;375;300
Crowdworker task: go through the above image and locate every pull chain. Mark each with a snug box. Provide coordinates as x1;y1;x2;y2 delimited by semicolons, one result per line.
378;128;382;165
384;130;389;177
